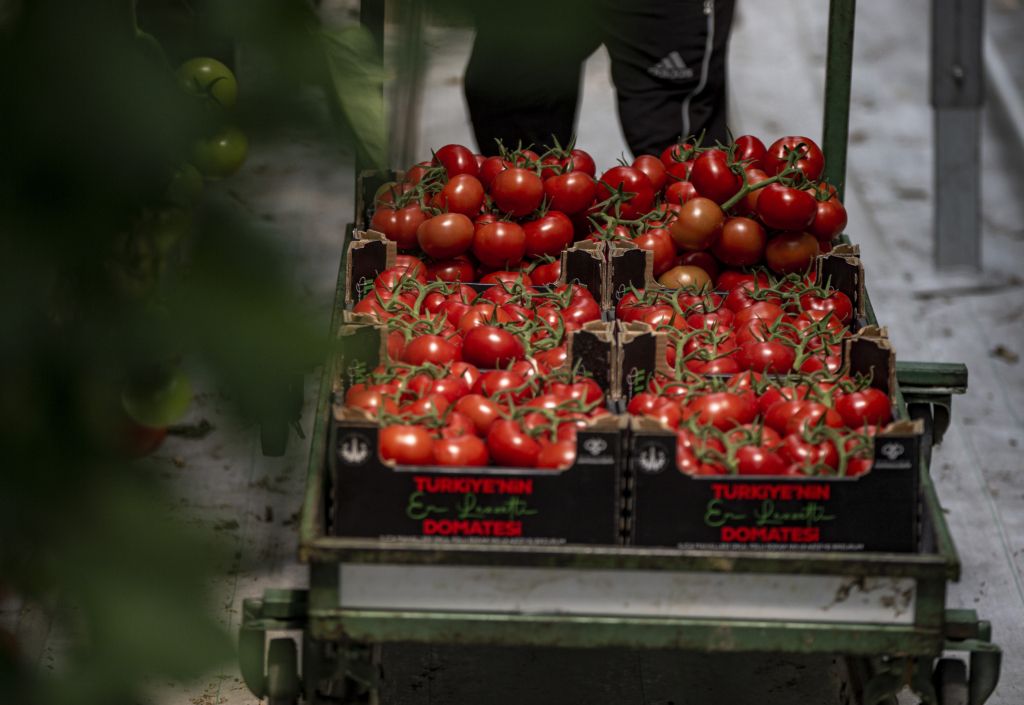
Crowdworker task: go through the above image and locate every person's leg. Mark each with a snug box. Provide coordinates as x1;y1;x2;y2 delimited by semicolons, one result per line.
464;5;600;156
601;0;736;157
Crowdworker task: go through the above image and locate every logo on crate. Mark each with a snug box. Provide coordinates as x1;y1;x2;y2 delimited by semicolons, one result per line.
625;367;645;398
880;441;905;461
338;433;371;466
636;443;668;474
616;283;626;303
583;438;607;456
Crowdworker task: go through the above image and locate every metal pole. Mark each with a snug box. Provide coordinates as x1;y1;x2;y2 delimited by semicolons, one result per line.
931;0;984;272
822;0;856;203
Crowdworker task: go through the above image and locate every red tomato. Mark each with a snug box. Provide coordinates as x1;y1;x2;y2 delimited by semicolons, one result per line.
530;259;562;285
733;135;767;171
711;217;766;267
737;168;770;215
472;370;529;403
544;171;597;215
565;149;596;177
433;174;485;216
547;379;604;405
780;434;839;470
664;180;699;207
450;362;481;389
379;425;435;464
429;376;470;404
734;445;787;475
689;149;741;205
404;161;432;185
718;270;771;294
534;346;568;368
756;183;818;232
677;251;720;284
660;142;694;169
763;400;811;435
434;435;489;466
799;290;854;326
487;419;541;467
426;258;475;283
784;403;844;435
808;199;848;242
401;335;461;366
416;213;475;259
765;231;819;275
480;271;534;287
434;144;480;179
491;168;544;217
670;197;724;251
764;136;825;181
633;228;678;276
478;155;509;189
401;393;451;417
345;389;399;417
836;388;892;428
473;221;527;268
370;204;429;250
632;154;668;192
461;326;526;368
688;392;756;430
374;265;426;292
737;340;796;374
536;440;577;469
523;212;574;258
596;166;655;219
453;394;501;435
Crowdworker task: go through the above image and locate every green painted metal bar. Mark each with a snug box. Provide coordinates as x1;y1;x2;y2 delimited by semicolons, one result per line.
895;361;968;390
310;611;944;657
822;0;857;202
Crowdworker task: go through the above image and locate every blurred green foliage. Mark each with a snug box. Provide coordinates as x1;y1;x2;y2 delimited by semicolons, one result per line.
0;0;385;702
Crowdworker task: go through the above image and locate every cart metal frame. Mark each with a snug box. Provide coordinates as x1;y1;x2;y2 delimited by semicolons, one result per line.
239;1;1002;702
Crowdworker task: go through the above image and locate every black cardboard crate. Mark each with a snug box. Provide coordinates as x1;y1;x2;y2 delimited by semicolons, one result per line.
329;410;624;545
627;418;924;552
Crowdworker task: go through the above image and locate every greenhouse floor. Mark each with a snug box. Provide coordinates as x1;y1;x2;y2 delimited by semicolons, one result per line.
6;0;1023;703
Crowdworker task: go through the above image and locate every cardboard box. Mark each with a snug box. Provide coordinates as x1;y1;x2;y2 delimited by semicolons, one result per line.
627;418;924;552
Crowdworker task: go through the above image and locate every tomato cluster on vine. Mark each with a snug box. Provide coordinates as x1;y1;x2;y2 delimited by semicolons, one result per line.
369;134;846;292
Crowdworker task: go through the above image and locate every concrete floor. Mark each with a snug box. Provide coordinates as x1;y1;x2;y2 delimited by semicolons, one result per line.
10;0;1023;703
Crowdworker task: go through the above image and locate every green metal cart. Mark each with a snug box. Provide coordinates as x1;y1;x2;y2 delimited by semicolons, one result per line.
238;1;1002;703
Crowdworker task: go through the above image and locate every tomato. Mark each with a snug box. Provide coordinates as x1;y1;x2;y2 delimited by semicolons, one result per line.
660;142;694;169
657;265;711;290
433;174;485;216
379;425;435;464
414;213;474;258
177;57;238;110
374;265;426;291
536;440;577;469
371;203;429;250
478;156;509;189
544;171;597;215
711;217;766;266
627;393;672;416
836;388;892;428
401;335;461;366
473;221;526;268
689;149;741;205
491;168;544;216
784;403;844;435
737;340;795;374
434;435;489;466
122;366;192;427
646;400;682;428
799;290;853;326
688;392;755;430
565;149;596;177
718;270;771;294
190;125;247;179
405;161;432;185
667;159;695;183
426;258;475;283
450;362;481;389
547;379;604;405
596;166;655;219
434;144;480;179
756;183;818;232
123;417;168;459
736;168;769;215
401;393;451;417
165;163;203;206
765;231;819;275
807;199;848;242
481;270;534;287
428;376;470;404
733;135;767;171
764;136;825;181
530;259;561;286
562;296;602;326
729;445;784;476
452;394;501;435
632;154;668;192
461;326;525;368
779;434;839;470
487;419;541;467
633;228;678;276
670;197;724;251
472;370;529;403
523;212;574;258
687;309;734;330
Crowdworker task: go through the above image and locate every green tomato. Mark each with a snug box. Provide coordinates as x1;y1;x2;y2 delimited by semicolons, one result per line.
165;163;204;206
152;207;191;253
190;126;248;180
176;57;238;111
122;366;193;428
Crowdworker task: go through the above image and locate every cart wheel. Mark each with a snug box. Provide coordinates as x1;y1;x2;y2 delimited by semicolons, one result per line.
261;421;289;457
932;658;968;705
267;638;300;705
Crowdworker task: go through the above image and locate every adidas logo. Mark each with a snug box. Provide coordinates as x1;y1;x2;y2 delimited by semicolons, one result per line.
648;52;694;80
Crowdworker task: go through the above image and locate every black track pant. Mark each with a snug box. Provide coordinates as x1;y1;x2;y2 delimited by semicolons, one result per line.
464;0;736;158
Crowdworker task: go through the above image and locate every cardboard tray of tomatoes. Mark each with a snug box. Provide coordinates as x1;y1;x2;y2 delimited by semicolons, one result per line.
328;318;627;546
